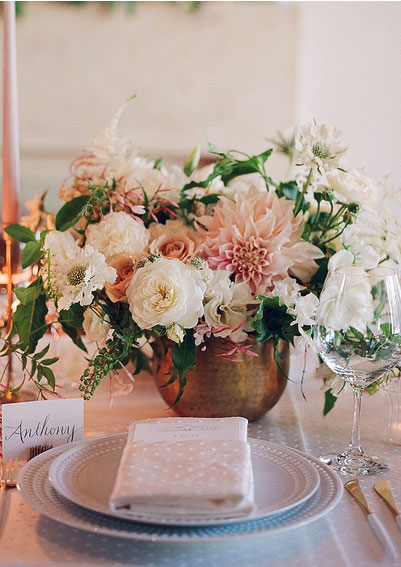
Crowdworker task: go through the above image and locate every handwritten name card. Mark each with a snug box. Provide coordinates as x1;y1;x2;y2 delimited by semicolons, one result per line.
1;398;84;459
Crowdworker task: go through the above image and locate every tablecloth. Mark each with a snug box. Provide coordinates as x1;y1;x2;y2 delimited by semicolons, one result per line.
1;350;400;567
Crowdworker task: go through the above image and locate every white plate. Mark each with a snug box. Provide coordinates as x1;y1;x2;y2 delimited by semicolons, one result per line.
17;436;343;542
47;434;320;526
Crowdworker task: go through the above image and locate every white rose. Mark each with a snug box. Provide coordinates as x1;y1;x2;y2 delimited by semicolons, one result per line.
45;230;77;259
86;211;149;264
326;169;378;205
83;306;111;344
204;270;252;342
126;257;205;329
317;268;374;332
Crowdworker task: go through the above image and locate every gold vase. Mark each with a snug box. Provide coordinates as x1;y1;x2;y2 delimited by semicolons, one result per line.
154;338;289;422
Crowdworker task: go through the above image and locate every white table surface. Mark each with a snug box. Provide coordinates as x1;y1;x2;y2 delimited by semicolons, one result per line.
1;348;401;567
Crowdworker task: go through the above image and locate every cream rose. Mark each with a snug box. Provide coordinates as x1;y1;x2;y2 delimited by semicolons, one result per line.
148;219;202;262
86;211;149;264
326;169;378;205
126;257;205;329
83;306;111;344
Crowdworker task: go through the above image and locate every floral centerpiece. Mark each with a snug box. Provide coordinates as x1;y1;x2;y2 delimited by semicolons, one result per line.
2;101;400;413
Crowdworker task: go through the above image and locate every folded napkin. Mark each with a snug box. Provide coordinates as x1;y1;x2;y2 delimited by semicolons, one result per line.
109;417;254;518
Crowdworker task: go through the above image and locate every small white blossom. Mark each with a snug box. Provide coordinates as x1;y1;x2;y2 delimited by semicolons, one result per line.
44;231;116;311
166;323;185;344
295;121;347;173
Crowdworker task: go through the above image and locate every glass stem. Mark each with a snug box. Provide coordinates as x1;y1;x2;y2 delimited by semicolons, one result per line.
348;386;364;456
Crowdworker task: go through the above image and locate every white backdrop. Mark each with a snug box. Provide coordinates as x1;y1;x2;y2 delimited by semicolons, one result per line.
0;1;400;213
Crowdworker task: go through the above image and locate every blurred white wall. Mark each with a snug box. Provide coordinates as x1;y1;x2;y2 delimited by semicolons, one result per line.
296;1;401;182
1;1;400;214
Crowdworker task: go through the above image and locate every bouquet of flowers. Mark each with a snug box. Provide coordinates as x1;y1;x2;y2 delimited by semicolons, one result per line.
3;101;400;411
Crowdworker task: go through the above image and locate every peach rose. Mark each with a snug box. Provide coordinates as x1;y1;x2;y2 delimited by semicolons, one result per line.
105;255;139;303
148;219;202;262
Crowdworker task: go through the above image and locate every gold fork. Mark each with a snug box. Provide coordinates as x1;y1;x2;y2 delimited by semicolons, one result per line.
0;458;21;491
0;458;23;536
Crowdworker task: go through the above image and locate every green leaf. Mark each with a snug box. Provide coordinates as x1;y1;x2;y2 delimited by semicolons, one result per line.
250;296;297;344
59;320;87;352
170;332;196;406
55;195;90;231
276;181;299;202
199;194;220;206
182;147;273;193
41;365;56;389
133;349;151;375
172;332;196;375
41;357;59;366
4;224;36;243
13;293;48;354
14;284;42;305
59;304;86;329
33;343;50;360
153;158;163;170
21;241;43;269
323;389;338;416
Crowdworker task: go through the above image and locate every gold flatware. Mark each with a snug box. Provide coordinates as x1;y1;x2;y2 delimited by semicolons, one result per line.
0;458;21;491
374;480;401;530
345;479;398;559
0;458;23;537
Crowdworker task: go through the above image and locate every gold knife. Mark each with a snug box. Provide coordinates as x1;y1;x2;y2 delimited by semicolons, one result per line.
374;480;401;531
345;479;398;559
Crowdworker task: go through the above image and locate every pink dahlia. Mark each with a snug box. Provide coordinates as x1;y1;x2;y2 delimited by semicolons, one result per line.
197;191;323;293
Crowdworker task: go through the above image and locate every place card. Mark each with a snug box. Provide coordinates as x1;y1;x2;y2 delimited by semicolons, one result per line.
132;416;247;442
1;398;84;459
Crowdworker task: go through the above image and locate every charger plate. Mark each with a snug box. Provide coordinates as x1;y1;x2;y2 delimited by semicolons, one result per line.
48;434;320;526
18;435;343;542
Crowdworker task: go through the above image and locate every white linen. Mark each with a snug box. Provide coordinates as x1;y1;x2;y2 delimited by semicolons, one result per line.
109;417;254;517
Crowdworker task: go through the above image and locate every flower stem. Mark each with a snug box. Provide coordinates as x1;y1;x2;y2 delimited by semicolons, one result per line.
294;168;313;216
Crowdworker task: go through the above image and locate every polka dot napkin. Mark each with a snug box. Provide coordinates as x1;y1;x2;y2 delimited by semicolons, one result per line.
109;417;254;518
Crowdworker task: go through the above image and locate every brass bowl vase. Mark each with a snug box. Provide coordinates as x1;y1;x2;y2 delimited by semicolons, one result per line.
154;337;289;422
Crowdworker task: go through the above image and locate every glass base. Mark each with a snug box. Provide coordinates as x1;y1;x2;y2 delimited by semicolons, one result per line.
319;451;390;476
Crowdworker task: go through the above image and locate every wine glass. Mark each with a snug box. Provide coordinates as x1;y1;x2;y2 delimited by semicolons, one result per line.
314;266;401;475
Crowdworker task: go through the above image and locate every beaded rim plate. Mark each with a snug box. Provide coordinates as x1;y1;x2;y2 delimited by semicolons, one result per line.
47;434;320;526
17;435;343;542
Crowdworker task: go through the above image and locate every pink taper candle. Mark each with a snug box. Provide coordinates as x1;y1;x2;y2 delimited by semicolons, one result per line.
2;0;20;228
